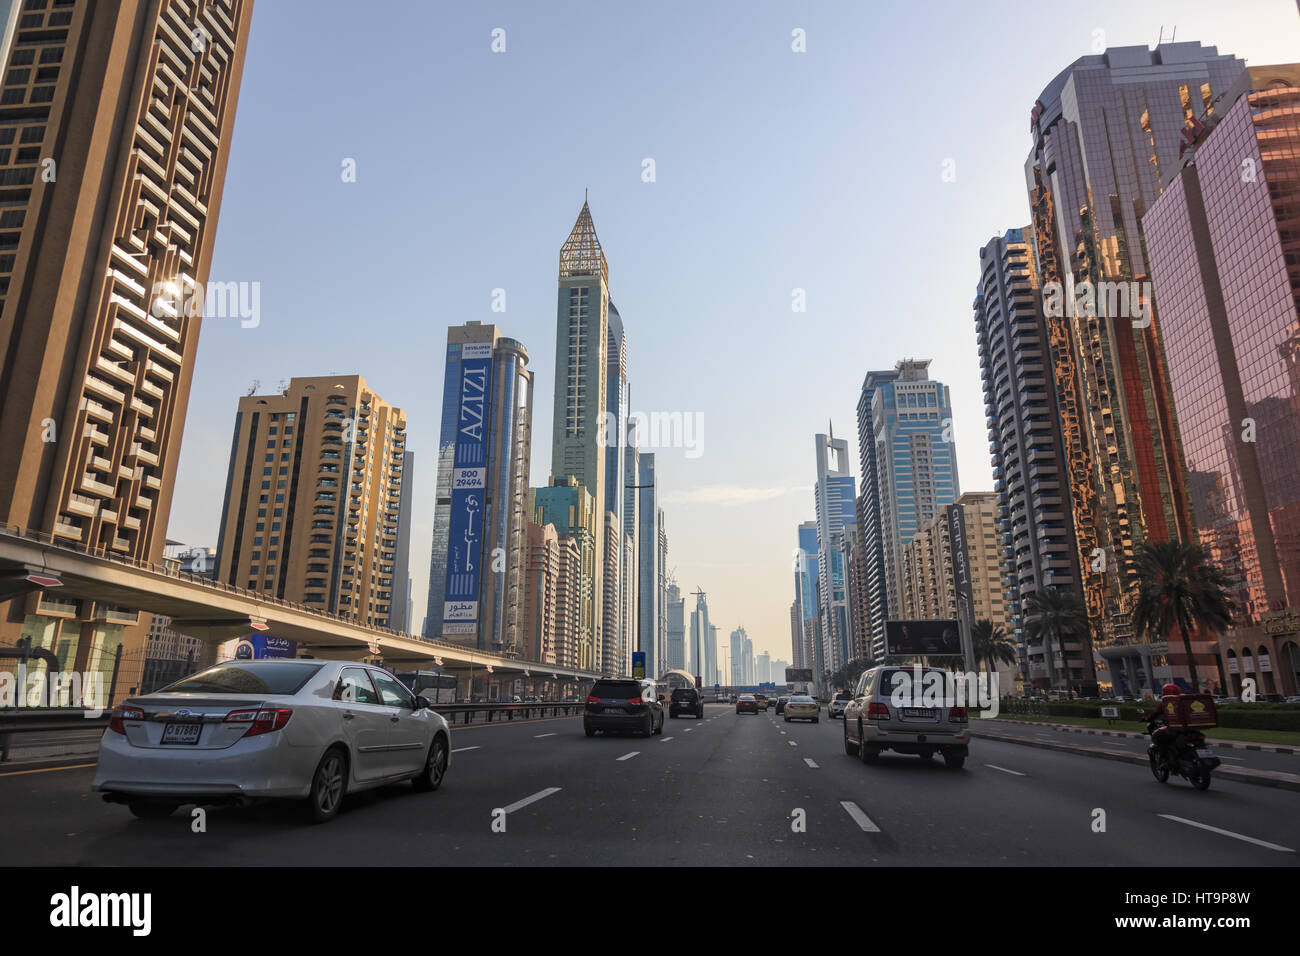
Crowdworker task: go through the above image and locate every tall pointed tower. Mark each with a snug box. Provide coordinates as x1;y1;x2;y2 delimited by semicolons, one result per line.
551;198;610;668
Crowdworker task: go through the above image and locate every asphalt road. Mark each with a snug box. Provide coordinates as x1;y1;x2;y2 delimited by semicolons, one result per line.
1;705;1295;866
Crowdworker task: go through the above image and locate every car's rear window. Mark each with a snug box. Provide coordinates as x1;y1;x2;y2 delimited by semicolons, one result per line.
671;689;697;700
738;695;755;700
835;691;852;700
592;680;642;698
791;696;814;702
161;661;322;696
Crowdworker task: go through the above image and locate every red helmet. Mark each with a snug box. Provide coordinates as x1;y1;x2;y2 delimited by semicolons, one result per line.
1162;682;1181;697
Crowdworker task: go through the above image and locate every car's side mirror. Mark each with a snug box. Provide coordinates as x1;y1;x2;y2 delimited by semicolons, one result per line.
415;695;431;710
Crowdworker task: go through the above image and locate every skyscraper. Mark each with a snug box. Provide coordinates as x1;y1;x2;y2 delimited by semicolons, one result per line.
689;587;710;684
216;375;407;629
858;361;961;655
637;453;660;677
521;520;559;664
551;199;610;669
855;368;902;657
1025;42;1245;651
666;578;686;671
793;520;820;669
814;431;858;676
0;0;254;656
975;228;1086;689
603;303;628;674
1144;63;1300;696
390;450;415;633
424;323;533;654
531;478;598;671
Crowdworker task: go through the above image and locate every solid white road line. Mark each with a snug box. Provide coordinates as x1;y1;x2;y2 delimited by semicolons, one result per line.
533;733;557;738
804;758;819;768
1157;814;1294;853
451;746;481;754
840;800;881;833
617;751;640;761
501;787;561;814
984;764;1025;776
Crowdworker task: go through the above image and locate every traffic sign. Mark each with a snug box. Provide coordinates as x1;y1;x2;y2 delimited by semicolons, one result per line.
632;652;646;679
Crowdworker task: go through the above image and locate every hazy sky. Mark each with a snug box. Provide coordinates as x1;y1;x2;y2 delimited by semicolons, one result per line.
167;0;1300;664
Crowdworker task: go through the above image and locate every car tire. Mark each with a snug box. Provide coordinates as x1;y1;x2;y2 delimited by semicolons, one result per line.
843;722;859;756
813;717;820;723
642;714;653;737
784;716;791;723
584;725;595;737
127;800;178;819
412;734;448;793
654;716;663;736
943;753;965;770
670;712;677;719
307;746;348;824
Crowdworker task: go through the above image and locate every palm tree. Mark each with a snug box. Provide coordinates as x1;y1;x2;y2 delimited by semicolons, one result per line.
1131;540;1234;694
1022;587;1090;694
971;619;1017;690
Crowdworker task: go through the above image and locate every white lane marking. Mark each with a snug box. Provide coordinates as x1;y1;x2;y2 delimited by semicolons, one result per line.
1157;814;1294;853
804;758;819;768
617;751;640;761
984;764;1025;776
684;728;694;733
779;731;786;735
533;733;557;738
788;740;797;747
660;736;674;743
840;800;881;833
451;746;480;754
501;787;561;814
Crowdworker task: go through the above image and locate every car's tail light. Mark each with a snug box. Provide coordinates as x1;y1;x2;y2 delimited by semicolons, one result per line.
585;695;600;704
108;706;144;734
867;702;891;721
626;697;644;706
224;708;293;737
948;706;968;723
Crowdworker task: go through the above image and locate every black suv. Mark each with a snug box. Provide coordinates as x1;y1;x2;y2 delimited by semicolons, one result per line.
669;687;704;719
584;678;665;737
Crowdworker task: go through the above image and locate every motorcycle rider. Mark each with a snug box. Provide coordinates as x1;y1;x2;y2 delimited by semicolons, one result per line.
1145;682;1184;762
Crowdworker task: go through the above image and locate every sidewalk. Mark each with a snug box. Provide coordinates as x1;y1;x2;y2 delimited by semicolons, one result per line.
981;717;1296;754
970;724;1300;792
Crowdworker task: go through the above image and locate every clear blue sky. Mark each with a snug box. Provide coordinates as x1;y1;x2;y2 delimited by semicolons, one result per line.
168;0;1300;663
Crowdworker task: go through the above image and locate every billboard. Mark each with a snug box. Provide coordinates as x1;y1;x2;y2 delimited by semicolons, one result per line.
947;503;974;626
442;342;494;636
785;667;814;683
222;633;297;661
885;620;961;656
631;651;646;679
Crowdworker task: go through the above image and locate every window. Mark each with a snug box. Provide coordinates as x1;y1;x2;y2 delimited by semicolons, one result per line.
371;670;416;709
335;667;380;704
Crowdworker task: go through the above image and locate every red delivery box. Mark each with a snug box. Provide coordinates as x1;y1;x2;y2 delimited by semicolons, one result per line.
1161;693;1218;729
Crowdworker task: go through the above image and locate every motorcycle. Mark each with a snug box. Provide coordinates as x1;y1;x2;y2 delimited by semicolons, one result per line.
1146;718;1220;790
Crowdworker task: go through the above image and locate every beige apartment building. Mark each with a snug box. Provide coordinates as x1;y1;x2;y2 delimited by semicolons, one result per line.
215;376;408;629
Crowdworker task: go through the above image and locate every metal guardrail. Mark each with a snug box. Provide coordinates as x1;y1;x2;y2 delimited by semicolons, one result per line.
0;701;586;759
432;702;585;725
0;709;111;761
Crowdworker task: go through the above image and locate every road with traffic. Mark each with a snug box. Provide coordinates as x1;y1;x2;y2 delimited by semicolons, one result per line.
1;704;1294;866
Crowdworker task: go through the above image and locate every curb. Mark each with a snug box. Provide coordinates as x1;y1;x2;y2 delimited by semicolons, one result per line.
970;728;1300;792
981;718;1296;754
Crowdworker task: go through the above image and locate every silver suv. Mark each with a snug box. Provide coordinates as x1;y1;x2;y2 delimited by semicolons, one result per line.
842;665;970;768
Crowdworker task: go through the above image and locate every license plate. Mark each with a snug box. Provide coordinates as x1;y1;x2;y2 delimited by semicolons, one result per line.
903;708;934;717
161;722;202;745
1195;748;1214;758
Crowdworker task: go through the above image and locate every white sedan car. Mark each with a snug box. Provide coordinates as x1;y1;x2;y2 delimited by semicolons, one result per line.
93;659;451;823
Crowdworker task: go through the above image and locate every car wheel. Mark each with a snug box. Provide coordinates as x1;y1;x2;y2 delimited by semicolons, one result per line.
412;734;448;793
642;714;653;737
127;800;178;819
670;712;677;719
813;717;819;723
784;716;791;723
654;715;664;736
843;721;859;757
943;753;965;770
584;725;595;737
307;747;348;823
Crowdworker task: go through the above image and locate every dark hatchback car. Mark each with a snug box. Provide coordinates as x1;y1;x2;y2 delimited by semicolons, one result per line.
584;678;665;737
775;696;790;715
669;687;704;719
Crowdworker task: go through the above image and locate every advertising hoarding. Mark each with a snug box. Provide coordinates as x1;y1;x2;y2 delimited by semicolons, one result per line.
884;620;961;656
442;342;494;637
